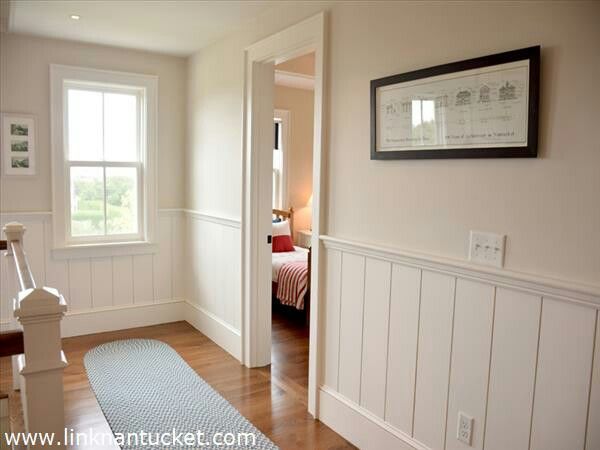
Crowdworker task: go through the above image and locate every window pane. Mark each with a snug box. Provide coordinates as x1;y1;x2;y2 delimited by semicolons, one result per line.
106;167;138;235
70;167;105;236
274;121;281;149
68;89;103;161
104;92;138;162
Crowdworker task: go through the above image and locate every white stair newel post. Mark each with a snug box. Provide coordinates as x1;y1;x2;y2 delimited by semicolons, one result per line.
4;222;68;448
14;288;67;449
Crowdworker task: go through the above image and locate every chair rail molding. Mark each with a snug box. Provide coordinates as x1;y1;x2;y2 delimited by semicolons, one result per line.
320;235;600;308
183;209;241;228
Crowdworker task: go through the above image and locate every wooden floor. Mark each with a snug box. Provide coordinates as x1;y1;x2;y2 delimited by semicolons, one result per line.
0;318;354;450
258;306;311;407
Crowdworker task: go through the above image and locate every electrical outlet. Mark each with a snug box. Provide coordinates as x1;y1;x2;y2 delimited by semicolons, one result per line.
469;230;506;268
457;412;473;446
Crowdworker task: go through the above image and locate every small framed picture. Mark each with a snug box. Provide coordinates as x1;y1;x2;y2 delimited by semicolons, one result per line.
2;113;36;175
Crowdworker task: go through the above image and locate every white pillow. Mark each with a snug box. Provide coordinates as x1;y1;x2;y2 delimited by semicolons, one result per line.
272;220;291;237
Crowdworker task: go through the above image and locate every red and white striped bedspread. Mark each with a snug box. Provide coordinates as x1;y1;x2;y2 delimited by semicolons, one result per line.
276;261;309;310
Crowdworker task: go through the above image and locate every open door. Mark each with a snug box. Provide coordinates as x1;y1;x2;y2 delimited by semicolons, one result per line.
246;60;275;367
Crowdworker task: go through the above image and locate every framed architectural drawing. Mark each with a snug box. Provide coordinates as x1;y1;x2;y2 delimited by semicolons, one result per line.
2;113;36;175
371;46;540;159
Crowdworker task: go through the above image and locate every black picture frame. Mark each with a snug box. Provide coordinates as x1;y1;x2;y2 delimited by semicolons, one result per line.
370;46;540;160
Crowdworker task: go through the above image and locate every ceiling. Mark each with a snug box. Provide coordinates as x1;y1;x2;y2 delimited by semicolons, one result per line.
276;52;315;76
6;1;278;56
275;52;315;90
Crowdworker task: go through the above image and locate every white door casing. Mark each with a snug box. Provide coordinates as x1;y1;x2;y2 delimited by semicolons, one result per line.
241;12;326;417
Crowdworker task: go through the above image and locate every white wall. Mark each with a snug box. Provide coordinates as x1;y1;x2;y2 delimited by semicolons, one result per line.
0;33;188;333
184;1;600;448
0;33;187;211
325;1;600;287
274;84;314;237
0;211;185;336
184;211;241;359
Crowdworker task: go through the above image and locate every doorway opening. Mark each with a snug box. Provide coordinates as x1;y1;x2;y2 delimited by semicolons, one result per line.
241;13;325;416
269;53;315;403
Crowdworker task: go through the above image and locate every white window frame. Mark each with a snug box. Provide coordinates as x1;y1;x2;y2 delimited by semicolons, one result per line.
50;65;158;258
273;109;290;209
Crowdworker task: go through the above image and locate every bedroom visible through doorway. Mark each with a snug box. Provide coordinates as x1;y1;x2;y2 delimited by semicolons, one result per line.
269;52;315;402
242;13;325;416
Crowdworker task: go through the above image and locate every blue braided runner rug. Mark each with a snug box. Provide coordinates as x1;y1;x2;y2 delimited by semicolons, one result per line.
84;339;278;450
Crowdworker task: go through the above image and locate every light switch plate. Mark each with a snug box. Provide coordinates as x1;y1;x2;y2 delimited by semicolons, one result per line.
469;230;506;268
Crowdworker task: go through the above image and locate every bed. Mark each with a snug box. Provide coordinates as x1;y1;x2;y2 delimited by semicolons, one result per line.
272;208;311;312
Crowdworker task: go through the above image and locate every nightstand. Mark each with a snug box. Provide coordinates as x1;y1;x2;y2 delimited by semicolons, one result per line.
296;229;312;249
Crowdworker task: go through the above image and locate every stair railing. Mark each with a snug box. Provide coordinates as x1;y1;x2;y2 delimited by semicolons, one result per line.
3;222;68;448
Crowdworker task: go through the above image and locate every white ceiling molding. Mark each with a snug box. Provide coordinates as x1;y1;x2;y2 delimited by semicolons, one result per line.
275;70;315;91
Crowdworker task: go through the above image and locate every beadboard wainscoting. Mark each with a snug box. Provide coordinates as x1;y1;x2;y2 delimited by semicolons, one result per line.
0;210;185;336
319;236;600;450
184;209;242;360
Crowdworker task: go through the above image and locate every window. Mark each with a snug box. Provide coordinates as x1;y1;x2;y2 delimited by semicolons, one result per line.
51;65;157;254
67;86;141;240
273;119;283;209
273;110;289;210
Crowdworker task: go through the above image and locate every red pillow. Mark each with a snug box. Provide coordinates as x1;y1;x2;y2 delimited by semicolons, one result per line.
272;221;294;252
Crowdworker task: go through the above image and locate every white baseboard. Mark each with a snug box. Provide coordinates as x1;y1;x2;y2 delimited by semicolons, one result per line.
3;297;241;364
66;300;242;361
319;386;430;450
183;300;241;360
60;299;185;337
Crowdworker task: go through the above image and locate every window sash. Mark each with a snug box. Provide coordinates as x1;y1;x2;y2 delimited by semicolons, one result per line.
63;83;144;244
66;160;144;243
64;83;142;164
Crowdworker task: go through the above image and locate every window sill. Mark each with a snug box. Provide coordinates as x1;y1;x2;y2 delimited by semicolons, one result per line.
51;241;158;260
